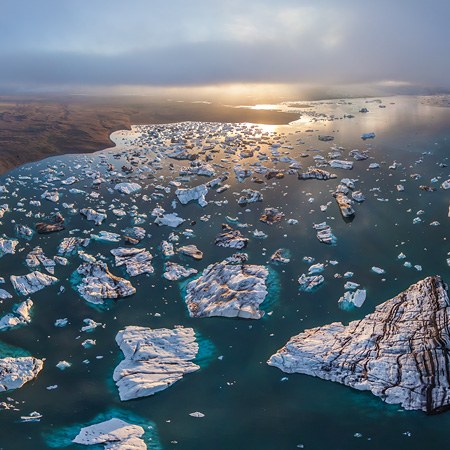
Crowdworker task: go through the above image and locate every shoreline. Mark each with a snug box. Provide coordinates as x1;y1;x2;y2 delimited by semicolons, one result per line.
0;95;299;176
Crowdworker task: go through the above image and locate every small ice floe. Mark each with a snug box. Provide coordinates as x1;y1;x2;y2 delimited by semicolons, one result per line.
41;190;59;203
163;262;198;281
0;238;19;258
344;281;360;290
178;245;203;260
72;418;146;449
10;271;58;296
61;176;79;185
189;411;205;418
176;184;209;207
20;411;42;422
81;318;104;332
270;249;290;264
54;318;68;327
154;212;185;227
80;208;107;225
114;182;141;195
0;288;12;299
338;289;367;309
371;266;385;275
308;263;324;274
329;160;353;170
215;224;248;249
313;222;337;245
56;361;72;370
298;274;324;292
0;299;33;331
81;339;96;348
253;229;268;239
91;231;121;243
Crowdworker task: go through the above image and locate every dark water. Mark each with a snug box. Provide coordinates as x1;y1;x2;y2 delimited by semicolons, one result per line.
0;96;449;449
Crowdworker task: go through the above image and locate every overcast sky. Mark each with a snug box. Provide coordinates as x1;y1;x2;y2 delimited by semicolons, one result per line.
1;0;449;92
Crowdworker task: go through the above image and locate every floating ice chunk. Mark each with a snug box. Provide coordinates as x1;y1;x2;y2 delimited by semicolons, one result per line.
58;237;90;255
110;248;154;276
20;411;42;422
154;213;185;228
352;191;365;202
371;266;385;274
113;326;199;400
308;263;324;274
298;168;336;180
0;238;19;257
0;288;12;299
298;274;324;292
253;229;268;239
41;190;59;202
56;360;71;370
61;176;79;185
160;240;174;257
0;357;43;392
176;184;209;207
215;224;248;249
270;249;290;264
72;418;146;448
114;182;141;195
234;165;252;182
76;261;136;304
237;189;263;205
163;262;198;281
81;339;96;348
0;299;33;331
54;318;68;327
81;318;103;332
91;231;121;243
313;222;337;245
185;260;269;319
81;208;107;225
329;160;353;170
339;289;367;309
10;271;58;296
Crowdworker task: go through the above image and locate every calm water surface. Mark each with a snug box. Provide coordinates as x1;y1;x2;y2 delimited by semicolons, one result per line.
0;96;449;449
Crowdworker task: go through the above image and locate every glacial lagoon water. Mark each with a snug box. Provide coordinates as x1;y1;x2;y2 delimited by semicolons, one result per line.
0;96;449;449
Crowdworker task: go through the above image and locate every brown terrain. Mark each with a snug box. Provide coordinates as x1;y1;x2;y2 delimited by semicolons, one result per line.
0;95;298;175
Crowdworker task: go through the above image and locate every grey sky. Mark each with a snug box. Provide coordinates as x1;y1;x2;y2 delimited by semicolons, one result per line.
1;0;449;91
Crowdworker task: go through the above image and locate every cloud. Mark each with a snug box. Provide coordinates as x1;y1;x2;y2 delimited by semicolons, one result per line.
0;0;449;91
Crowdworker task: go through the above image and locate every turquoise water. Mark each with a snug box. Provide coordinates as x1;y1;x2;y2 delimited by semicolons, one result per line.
0;96;448;449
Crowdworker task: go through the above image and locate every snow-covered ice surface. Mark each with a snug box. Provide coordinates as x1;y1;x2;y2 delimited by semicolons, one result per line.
0;96;449;449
